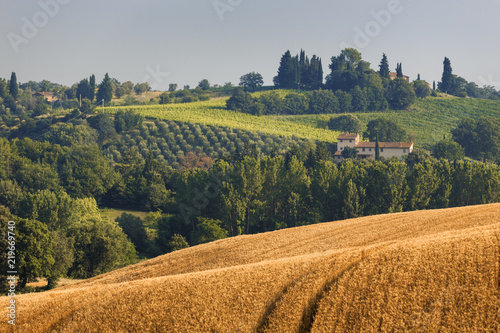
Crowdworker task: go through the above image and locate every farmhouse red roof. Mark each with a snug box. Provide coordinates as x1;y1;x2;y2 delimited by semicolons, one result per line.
337;133;359;140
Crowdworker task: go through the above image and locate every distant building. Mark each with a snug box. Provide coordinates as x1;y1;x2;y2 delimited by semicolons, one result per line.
389;72;410;82
33;92;58;103
334;133;413;162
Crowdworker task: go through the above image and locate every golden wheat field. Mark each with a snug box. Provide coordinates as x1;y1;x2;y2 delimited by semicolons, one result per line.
2;204;500;332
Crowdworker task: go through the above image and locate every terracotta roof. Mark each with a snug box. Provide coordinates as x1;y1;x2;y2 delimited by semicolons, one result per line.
337;133;359;140
389;72;410;80
356;142;413;149
34;92;54;96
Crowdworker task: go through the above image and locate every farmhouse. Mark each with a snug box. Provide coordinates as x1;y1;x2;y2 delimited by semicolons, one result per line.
389;72;410;82
334;133;413;162
33;92;58;103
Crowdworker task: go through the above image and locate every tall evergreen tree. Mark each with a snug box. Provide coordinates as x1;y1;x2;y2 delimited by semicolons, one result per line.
438;57;453;93
89;74;96;101
317;58;324;86
9;72;18;99
275;51;298;89
96;73;113;104
396;63;403;78
378;53;390;79
77;78;93;101
375;135;380;160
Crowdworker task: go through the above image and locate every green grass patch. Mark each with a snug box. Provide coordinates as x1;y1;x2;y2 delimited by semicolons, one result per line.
100;208;150;222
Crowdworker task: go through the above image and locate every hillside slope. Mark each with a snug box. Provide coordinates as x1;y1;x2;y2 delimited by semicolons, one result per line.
104;95;500;147
2;204;499;332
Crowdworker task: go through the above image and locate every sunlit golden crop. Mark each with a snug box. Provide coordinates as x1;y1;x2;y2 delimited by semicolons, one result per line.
2;204;499;332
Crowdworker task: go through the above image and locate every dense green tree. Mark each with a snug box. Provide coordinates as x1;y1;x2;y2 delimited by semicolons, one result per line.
328;114;363;133
198;79;210;91
77;79;93;101
190;217;228;245
335;90;352;113
116;213;149;255
159;92;171;104
364;118;408;142
89;74;96;101
238;156;263;233
325;49;371;92
299;54;323;90
396;63;403;78
275;50;299;89
438;57;453;94
114;109;143;133
33;102;50;116
387;77;416;109
282;93;308;115
378;53;390;79
69;216;136;278
96;73;113;103
413;80;431;99
0;78;8;98
342;179;363;219
350;86;368;112
449;75;468;97
168;83;178;92
16;218;54;288
258;92;283;115
47;230;74;289
42;123;98;146
226;87;255;113
452;117;500;162
58;144;119;199
405;160;439;210
9;72;18;99
13;157;61;193
167;234;189;252
19;189;73;231
88;113;117;146
239;72;264;92
133;82;150;95
307;89;338;114
432;139;465;160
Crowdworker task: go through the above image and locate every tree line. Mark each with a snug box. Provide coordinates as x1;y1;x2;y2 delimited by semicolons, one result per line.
168;151;500;242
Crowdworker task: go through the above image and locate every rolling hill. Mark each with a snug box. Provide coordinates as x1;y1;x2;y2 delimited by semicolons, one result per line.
104;94;500;148
3;204;499;332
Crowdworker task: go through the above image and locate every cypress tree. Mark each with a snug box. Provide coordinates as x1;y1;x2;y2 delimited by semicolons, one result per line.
396;63;403;78
276;51;297;89
89;74;96;101
9;72;18;99
439;57;453;93
375;135;380;160
378;53;390;79
96;73;113;104
318;58;323;86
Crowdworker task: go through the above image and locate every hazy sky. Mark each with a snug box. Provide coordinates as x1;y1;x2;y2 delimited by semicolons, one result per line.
1;0;499;90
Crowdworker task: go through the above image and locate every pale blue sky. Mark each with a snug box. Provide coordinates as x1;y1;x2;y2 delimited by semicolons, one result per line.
1;0;499;90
